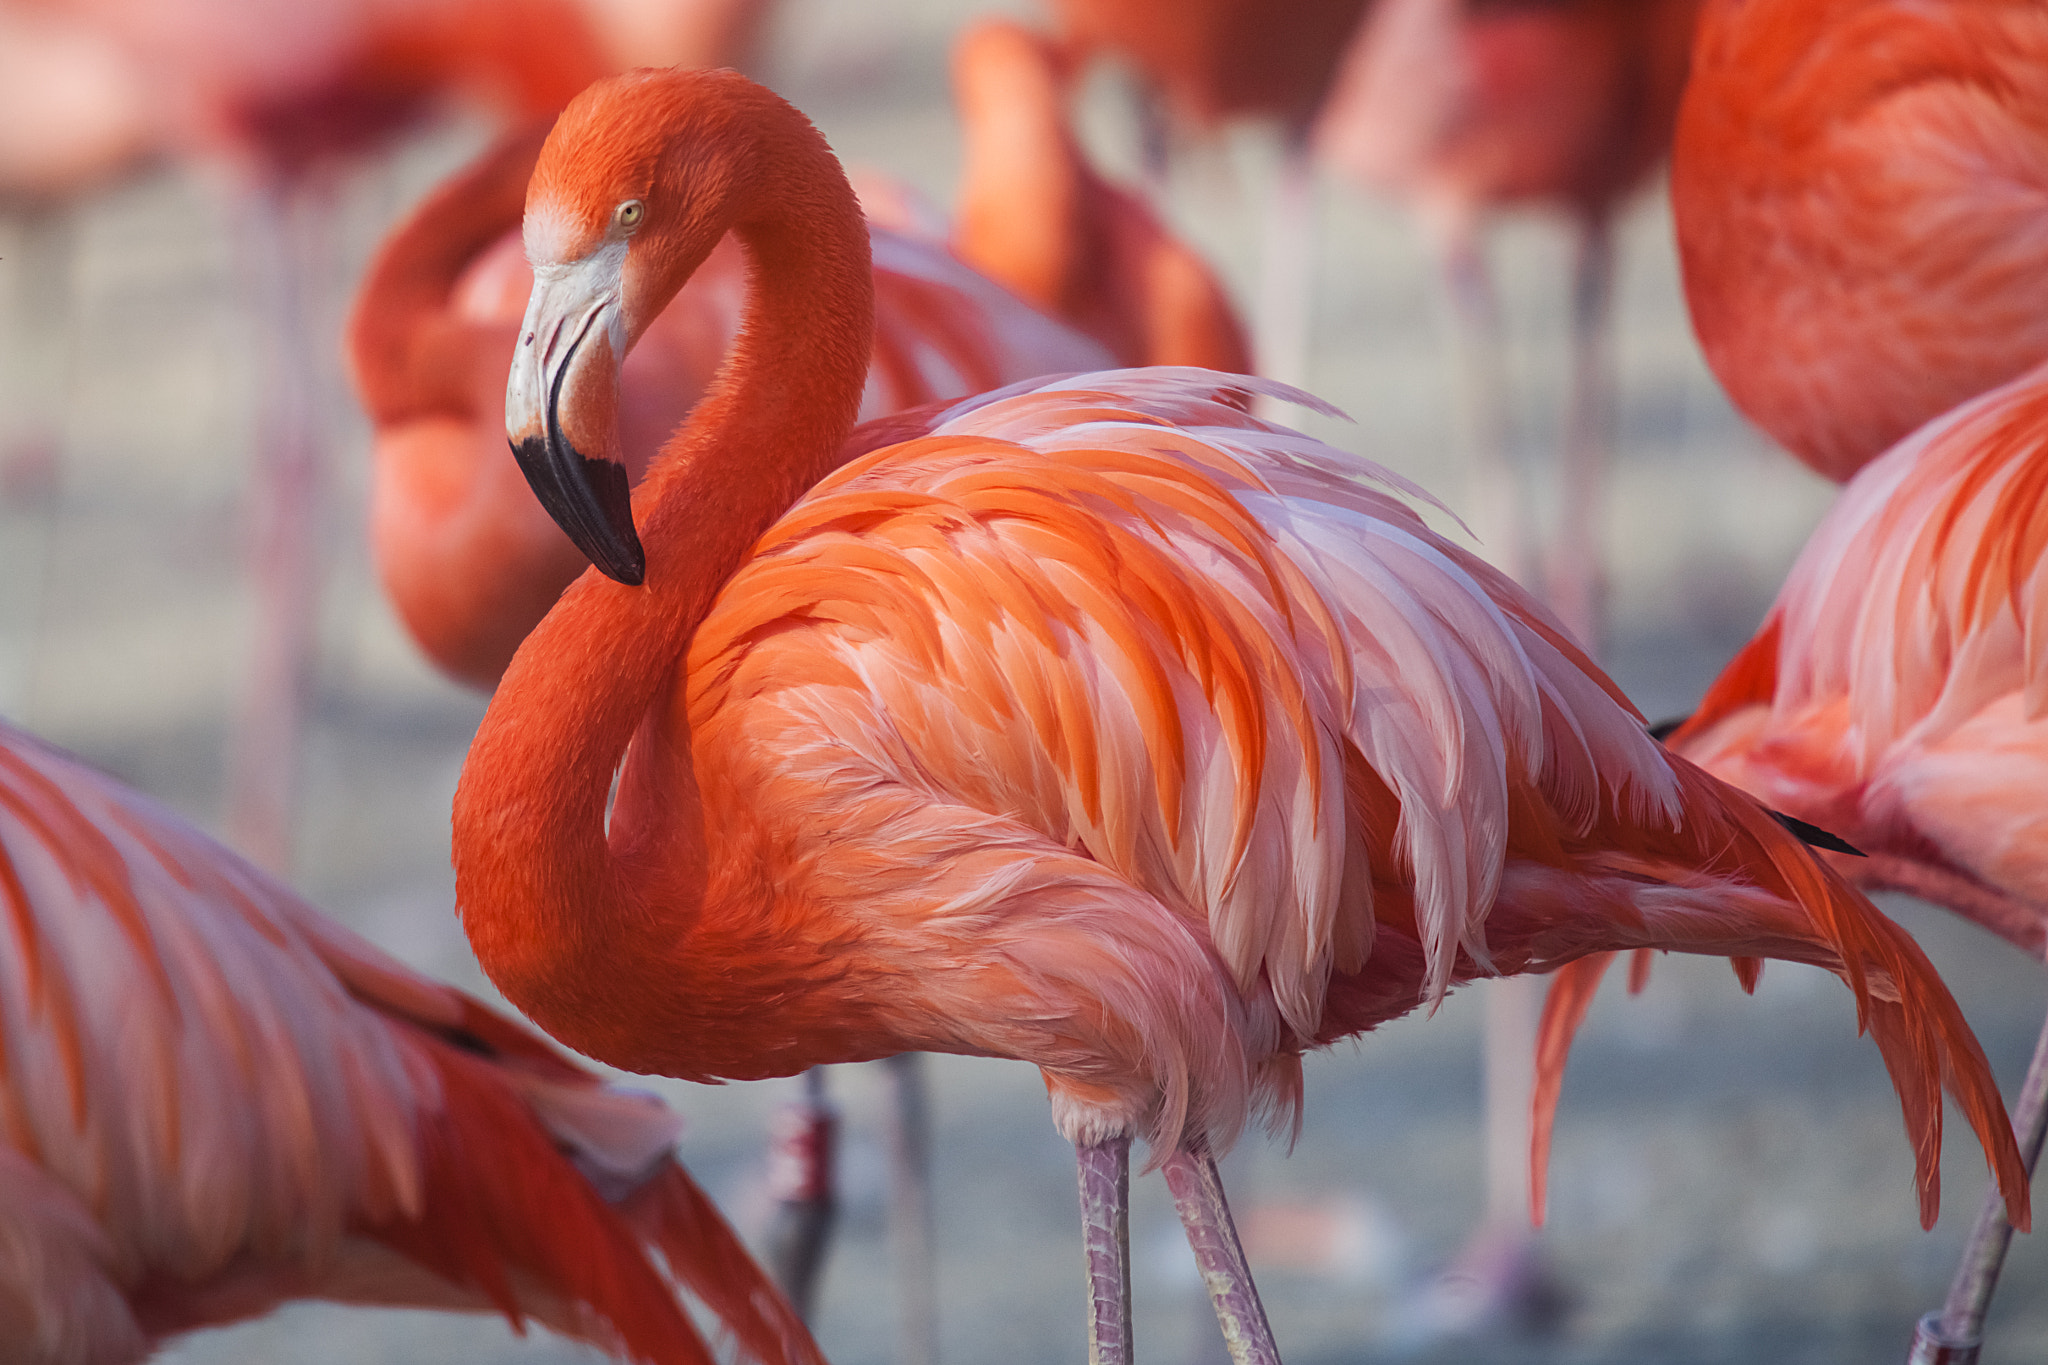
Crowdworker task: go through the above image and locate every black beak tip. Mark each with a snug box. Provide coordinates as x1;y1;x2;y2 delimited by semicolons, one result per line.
511;434;647;587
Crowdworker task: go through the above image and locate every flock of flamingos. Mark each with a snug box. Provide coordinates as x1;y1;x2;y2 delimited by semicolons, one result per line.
1;0;2045;1361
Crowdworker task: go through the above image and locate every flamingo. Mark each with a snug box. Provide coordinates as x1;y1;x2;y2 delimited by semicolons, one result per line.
948;17;1252;374
1672;0;2048;485
0;714;822;1365
447;69;2028;1365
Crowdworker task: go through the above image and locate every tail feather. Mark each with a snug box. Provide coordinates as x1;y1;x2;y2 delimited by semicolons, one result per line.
622;1164;829;1365
368;1042;804;1365
1529;954;1612;1226
1529;767;2031;1234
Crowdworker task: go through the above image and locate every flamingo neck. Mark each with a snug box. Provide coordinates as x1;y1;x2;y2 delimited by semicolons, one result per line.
452;116;874;1071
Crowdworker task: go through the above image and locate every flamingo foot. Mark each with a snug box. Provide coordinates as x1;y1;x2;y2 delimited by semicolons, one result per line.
1906;1006;2048;1364
1076;1134;1134;1365
1162;1141;1284;1365
763;1067;839;1320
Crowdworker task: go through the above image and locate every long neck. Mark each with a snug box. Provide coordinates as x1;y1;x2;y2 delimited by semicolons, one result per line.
347;125;546;424
953;55;1087;310
452;119;874;1069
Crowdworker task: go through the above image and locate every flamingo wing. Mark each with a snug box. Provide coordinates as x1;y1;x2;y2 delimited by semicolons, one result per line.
0;721;816;1365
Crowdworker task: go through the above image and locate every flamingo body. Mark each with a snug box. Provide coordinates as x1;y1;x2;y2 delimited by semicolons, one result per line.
0;719;820;1365
1317;0;1700;225
1674;0;2048;482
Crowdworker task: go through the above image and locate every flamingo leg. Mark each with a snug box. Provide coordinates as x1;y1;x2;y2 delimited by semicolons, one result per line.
1253;123;1316;410
882;1053;938;1365
764;1066;839;1320
1162;1140;1283;1365
1546;210;1615;654
1907;1006;2048;1364
226;177;333;874
1435;221;1528;584
1076;1133;1134;1365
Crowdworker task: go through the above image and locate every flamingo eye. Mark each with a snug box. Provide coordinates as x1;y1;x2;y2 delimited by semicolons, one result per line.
614;199;645;232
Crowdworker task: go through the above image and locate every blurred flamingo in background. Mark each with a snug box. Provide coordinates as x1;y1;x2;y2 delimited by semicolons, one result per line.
1672;0;2048;485
1315;0;1702;649
0;714;821;1365
1538;362;2048;1362
948;17;1252;374
1042;0;1371;390
448;68;2028;1365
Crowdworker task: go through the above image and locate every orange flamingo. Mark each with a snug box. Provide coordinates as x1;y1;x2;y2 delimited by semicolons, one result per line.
1537;364;2048;1360
447;69;2027;1365
0;715;821;1365
949;18;1252;374
1672;0;2048;485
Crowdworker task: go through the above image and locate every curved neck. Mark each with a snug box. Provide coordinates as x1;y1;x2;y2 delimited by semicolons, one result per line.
453;104;875;1065
953;48;1088;309
347;125;547;424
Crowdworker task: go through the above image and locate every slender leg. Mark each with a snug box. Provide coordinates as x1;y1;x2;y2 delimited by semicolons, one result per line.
1435;220;1529;585
1907;1006;2048;1364
1076;1134;1134;1365
1162;1141;1283;1365
226;177;332;874
764;1067;839;1320
1253;124;1316;411
1546;211;1615;655
882;1053;938;1365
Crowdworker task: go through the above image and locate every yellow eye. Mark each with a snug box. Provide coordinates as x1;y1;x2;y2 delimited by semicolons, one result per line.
615;199;645;231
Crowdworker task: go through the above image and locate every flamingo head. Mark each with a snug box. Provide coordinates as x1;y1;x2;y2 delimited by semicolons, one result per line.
505;67;773;586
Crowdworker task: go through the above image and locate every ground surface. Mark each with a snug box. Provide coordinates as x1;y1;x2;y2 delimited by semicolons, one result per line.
2;0;2044;1362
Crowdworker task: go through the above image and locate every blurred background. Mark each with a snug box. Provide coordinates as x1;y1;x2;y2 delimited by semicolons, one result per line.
1;0;2043;1361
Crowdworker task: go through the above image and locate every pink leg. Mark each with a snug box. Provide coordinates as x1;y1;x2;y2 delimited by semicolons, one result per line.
1076;1135;1134;1365
1906;1006;2048;1364
1545;211;1615;655
226;178;332;874
1162;1141;1283;1365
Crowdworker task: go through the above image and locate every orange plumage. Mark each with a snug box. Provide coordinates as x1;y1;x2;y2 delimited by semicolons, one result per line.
0;717;821;1365
1673;0;2048;482
948;18;1253;374
451;72;2026;1321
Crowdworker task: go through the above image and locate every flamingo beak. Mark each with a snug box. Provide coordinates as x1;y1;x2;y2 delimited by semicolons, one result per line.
506;246;645;586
